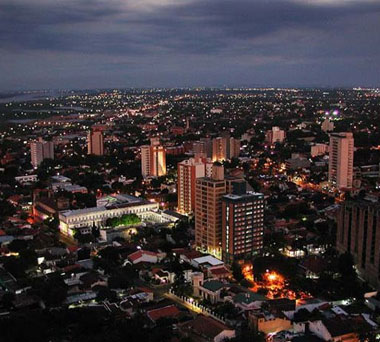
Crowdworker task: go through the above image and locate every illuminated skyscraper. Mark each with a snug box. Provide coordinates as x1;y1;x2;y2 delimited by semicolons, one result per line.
328;132;354;189
265;127;285;145
228;137;241;159
222;185;264;264
337;200;380;288
177;156;213;214
30;138;54;168
141;138;166;178
87;130;104;156
193;138;212;158
195;165;226;259
212;137;227;162
194;165;244;259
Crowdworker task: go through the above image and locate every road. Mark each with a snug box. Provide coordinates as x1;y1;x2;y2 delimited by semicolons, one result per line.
164;292;202;314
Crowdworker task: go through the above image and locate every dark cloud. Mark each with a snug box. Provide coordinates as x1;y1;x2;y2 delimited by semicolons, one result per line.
0;0;379;89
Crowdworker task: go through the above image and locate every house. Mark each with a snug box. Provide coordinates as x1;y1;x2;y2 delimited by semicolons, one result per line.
183;270;204;296
133;287;154;302
207;265;232;280
127;250;158;264
146;304;181;323
198;280;227;304
291;335;324;342
176;249;204;264
151;268;175;284
119;288;154;316
299;256;328;279
232;292;266;311
268;298;296;315
178;315;235;342
309;318;359;342
191;255;224;270
249;311;292;336
79;272;107;290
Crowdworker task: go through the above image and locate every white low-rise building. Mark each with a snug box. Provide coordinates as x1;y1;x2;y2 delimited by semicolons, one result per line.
15;174;38;184
191;255;224;269
59;194;158;235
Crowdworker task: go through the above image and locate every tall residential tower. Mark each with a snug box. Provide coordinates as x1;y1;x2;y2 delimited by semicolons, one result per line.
177;156;213;214
141;138;166;178
30;138;54;168
222;185;264;264
87;130;104;156
328;132;354;189
337;200;380;288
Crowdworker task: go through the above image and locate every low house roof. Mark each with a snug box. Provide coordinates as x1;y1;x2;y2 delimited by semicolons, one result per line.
234;292;266;305
147;305;180;322
180;315;232;339
201;280;225;292
128;250;157;262
193;255;224;267
209;266;230;276
322;318;355;338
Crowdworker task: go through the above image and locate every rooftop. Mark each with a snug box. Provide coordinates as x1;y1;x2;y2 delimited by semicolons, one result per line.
60;194;154;218
147;305;180;322
233;292;266;304
223;191;264;201
180;315;232;339
201;280;225;292
193;255;224;267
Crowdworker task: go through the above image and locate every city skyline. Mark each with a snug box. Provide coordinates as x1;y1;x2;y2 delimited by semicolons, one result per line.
1;1;380;341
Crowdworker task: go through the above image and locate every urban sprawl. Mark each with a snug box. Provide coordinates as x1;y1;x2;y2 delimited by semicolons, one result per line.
0;87;379;342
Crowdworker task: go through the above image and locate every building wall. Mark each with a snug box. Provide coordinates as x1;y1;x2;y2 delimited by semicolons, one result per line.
87;130;104;155
311;143;329;157
59;202;159;235
215;330;236;342
229;137;241;159
322;118;334;132
31;139;54;168
266;127;285;145
141;145;151;178
177;157;213;214
195;177;226;259
151;145;166;177
337;201;380;288
212;137;227;162
141;142;166;178
328;132;354;189
255;317;292;336
222;193;264;264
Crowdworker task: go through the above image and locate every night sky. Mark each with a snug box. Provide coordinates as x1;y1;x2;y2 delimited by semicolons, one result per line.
1;0;380;90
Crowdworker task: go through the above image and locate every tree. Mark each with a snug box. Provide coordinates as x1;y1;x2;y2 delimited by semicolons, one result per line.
172;271;192;297
96;286;117;302
92;225;100;239
77;247;91;260
3;257;26;278
32;274;68;307
337;252;363;299
232;262;244;282
8;239;28;253
106;214;141;228
0;199;16;221
214;302;239;319
1;292;15;310
108;269;132;289
19;249;38;269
